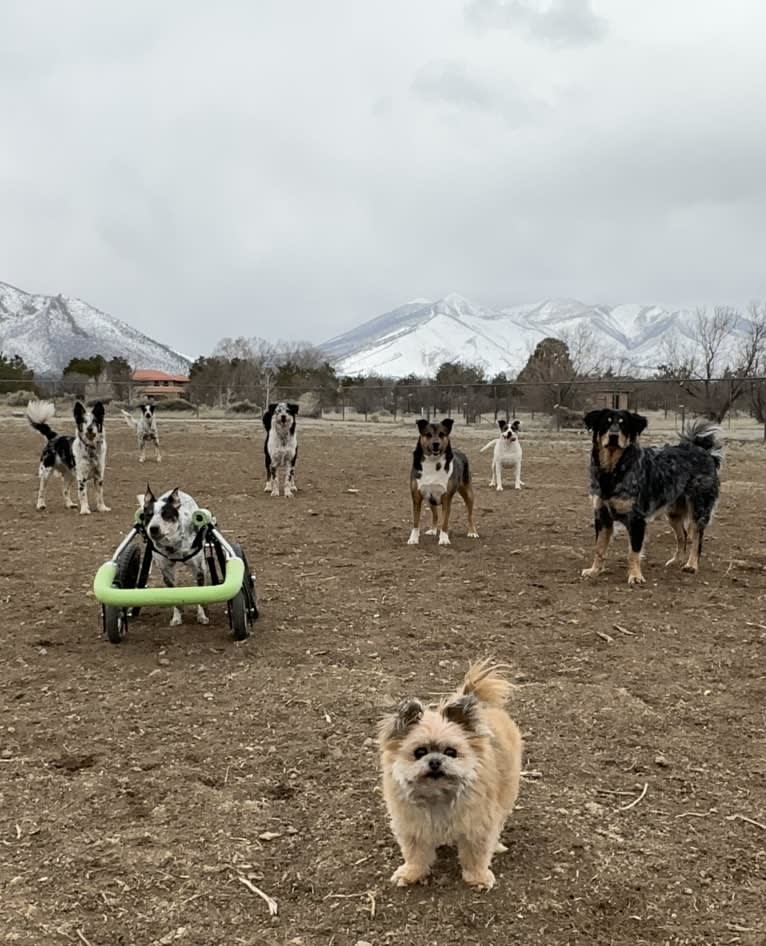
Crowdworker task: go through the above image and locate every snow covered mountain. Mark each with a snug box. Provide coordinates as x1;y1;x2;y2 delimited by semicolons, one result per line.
0;281;191;376
322;293;718;378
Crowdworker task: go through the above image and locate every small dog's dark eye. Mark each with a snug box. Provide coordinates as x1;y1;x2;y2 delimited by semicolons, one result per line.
413;746;428;760
443;747;458;758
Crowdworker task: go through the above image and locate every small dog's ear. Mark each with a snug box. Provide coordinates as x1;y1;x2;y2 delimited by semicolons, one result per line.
92;402;105;424
168;487;182;508
142;484;156;507
149;404;156;414
287;402;300;416
442;694;484;733
416;419;430;435
497;419;508;430
378;698;424;744
262;411;272;431
511;419;521;431
268;403;277;414
583;409;604;431
441;418;454;435
628;412;647;437
73;401;86;425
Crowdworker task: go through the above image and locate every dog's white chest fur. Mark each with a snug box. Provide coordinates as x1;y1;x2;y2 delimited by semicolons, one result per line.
418;457;451;502
267;429;296;466
495;439;521;464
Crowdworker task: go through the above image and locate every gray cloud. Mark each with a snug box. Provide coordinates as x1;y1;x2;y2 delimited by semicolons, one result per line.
466;0;608;48
1;0;764;357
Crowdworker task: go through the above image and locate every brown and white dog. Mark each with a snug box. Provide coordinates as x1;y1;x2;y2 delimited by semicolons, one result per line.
408;418;478;546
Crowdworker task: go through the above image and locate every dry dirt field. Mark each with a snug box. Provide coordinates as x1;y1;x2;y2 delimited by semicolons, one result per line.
1;417;765;946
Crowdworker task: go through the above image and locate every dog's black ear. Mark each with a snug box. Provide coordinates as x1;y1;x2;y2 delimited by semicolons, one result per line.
441;418;454;435
511;419;521;431
92;402;105;425
142;484;156;507
416;419;430;435
378;698;424;745
168;487;182;508
73;401;86;426
583;409;605;431
262;411;272;432
268;403;277;414
149;404;155;414
497;419;508;430
442;695;485;733
287;402;300;416
627;412;647;437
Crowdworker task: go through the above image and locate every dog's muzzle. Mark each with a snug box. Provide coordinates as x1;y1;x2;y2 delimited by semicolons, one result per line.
607;432;620;447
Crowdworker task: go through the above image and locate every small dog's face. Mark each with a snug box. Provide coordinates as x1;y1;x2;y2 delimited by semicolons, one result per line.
74;401;105;445
141;486;185;548
584;409;646;451
416;418;453;457
498;419;520;442
141;404;155;422
379;695;486;804
269;401;299;431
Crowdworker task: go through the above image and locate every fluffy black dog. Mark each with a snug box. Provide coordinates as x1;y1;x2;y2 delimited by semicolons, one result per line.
582;409;722;584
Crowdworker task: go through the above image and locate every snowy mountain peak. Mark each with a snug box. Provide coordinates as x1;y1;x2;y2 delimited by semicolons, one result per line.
0;280;191;377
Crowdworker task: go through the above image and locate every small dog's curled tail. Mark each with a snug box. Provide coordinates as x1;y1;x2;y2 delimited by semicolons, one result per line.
121;409;138;429
460;659;514;707
679;420;724;469
26;399;58;441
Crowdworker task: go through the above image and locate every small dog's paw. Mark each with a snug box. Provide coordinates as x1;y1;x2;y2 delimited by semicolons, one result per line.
169;609;183;627
196;610;210;625
467;530;479;539
65;501;76;509
627;574;646;585
139;456;145;463
407;529;420;545
438;531;451;546
462;868;495;890
263;482;272;493
425;527;438;536
514;484;521;490
581;566;601;579
391;864;430;887
664;556;680;568
270;489;280;498
97;505;111;513
79;508;92;516
36;503;47;511
681;563;698;574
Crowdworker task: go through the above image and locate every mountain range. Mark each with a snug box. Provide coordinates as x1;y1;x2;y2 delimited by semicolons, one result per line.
0;281;191;376
322;293;736;379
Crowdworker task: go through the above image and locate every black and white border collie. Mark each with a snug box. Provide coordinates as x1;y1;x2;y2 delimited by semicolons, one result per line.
140;486;210;627
121;403;161;463
480;419;523;491
26;399;110;514
263;401;299;497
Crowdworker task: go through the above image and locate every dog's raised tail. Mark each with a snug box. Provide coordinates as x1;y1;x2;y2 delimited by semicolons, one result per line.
26;399;58;441
461;659;514;707
679;420;724;469
121;409;138;429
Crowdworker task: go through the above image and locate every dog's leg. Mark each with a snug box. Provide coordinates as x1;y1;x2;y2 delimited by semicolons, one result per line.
458;483;479;539
77;474;92;515
155;437;162;463
626;515;646;585
665;507;688;567
438;493;454;545
285;452;298;498
407;489;423;544
95;471;110;513
488;459;496;487
193;563;210;625
495;461;504;491
61;469;77;509
581;506;612;578
457;833;497;890
159;561;183;626
425;501;439;536
391;835;436;886
36;462;53;511
514;458;522;490
270;464;280;497
139;439;146;463
682;520;706;574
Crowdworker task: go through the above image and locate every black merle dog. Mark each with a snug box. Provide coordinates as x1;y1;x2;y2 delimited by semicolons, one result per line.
582;409;722;584
262;401;299;497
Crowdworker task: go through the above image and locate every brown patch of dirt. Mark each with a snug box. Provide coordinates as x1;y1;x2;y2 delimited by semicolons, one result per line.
1;421;765;945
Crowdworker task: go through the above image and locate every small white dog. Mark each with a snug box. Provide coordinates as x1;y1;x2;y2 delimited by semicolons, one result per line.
140;486;209;627
480;419;523;491
263;401;299;497
121;404;161;463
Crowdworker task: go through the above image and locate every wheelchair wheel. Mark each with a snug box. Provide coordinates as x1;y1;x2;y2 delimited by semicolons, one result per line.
103;541;141;645
228;543;258;640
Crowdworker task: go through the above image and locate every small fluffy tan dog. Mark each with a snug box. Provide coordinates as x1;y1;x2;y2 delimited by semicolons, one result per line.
378;661;523;890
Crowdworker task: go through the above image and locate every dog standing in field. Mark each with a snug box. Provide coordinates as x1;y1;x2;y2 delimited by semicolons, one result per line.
480;419;524;490
121;404;161;463
582;409;722;585
26;399;110;514
140;486;210;627
408;418;478;546
378;660;523;890
263;401;299;497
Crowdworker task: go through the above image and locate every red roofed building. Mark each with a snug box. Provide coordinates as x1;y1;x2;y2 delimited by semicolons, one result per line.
132;369;191;400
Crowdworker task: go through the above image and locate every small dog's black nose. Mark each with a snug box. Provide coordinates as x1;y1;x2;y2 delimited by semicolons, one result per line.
428;757;442;772
608;433;620;446
149;524;161;538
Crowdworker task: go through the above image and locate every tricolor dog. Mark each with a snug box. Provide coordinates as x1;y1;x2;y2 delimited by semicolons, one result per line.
480;419;523;491
408;418;479;546
140;486;210;627
121;403;161;463
263;401;299;497
26;399;110;515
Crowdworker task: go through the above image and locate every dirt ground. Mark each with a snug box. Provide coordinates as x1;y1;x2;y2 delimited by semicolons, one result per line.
1;417;765;946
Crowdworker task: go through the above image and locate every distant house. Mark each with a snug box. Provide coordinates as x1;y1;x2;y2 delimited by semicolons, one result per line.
132;369;191;401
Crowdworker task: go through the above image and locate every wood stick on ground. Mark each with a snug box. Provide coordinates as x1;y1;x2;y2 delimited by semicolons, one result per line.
595;788;636;797
618;783;648;811
613;624;636;636
236;876;278;916
596;630;614;644
726;813;766;831
76;931;96;946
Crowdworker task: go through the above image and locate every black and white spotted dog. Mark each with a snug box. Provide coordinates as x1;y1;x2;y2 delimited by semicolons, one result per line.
480;419;524;490
140;486;210;627
121;403;161;463
263;401;299;497
26;399;110;515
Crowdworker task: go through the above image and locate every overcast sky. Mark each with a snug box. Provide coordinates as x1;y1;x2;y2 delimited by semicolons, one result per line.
2;0;765;357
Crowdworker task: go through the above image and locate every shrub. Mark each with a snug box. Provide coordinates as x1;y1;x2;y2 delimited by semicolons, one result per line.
5;389;39;406
228;400;258;414
156;398;196;412
298;391;322;418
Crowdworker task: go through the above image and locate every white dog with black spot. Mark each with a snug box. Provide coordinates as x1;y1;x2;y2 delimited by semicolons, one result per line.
480;419;524;491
